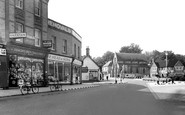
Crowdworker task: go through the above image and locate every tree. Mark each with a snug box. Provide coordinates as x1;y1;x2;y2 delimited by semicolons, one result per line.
93;51;114;67
102;51;114;64
93;57;104;67
119;43;143;53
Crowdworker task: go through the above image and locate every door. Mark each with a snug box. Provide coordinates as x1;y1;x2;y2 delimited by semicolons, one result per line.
0;56;8;88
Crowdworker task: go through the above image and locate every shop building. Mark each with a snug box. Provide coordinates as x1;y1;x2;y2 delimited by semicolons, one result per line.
47;19;82;84
0;0;49;88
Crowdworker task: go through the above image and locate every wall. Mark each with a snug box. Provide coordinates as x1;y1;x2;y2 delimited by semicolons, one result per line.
0;0;5;43
47;27;73;56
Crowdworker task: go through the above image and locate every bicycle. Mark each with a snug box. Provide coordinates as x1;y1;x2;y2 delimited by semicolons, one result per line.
18;78;39;95
49;80;62;91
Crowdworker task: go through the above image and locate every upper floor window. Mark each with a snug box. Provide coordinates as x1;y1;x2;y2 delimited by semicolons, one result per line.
35;29;41;47
49;36;56;51
175;66;184;70
15;22;24;43
35;0;41;17
74;44;76;57
62;39;67;54
78;46;80;59
16;0;24;9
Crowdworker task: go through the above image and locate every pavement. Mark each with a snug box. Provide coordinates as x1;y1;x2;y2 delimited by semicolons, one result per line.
0;83;100;98
0;78;125;98
146;81;185;101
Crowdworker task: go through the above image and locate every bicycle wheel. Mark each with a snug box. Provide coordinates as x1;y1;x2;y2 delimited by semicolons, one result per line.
57;85;63;91
50;85;55;91
32;86;39;93
20;86;28;95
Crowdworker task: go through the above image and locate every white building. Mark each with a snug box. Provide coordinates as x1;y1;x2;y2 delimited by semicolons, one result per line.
82;47;101;82
102;61;112;80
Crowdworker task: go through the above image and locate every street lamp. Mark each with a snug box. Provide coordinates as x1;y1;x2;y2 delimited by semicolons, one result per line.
165;52;168;77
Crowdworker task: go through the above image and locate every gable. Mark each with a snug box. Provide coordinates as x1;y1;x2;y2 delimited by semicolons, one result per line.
175;61;184;67
82;57;99;70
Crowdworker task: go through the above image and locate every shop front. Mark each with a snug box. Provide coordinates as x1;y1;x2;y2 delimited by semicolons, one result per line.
6;43;48;87
72;59;82;84
47;54;72;84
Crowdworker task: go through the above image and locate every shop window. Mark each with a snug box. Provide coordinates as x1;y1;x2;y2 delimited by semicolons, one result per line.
35;29;41;47
16;0;24;9
15;22;24;43
35;0;41;17
48;60;55;80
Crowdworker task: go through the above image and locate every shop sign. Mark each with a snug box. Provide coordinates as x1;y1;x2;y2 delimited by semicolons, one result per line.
82;67;88;73
48;54;72;63
7;47;45;57
9;33;27;38
73;59;82;66
0;48;6;55
48;19;72;34
43;40;52;48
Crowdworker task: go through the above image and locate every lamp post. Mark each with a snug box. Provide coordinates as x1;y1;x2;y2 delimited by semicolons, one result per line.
165;52;168;77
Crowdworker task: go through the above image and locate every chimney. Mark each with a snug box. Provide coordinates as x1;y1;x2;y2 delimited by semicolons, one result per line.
86;46;90;56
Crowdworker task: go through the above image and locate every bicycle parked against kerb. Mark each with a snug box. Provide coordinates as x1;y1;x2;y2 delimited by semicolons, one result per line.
18;73;39;95
48;76;62;91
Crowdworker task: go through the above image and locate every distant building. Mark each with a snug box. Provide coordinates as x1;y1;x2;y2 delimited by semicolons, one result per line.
150;59;185;78
102;61;112;80
82;47;101;82
112;53;150;79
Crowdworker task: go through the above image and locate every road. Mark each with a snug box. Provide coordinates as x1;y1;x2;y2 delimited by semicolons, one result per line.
0;80;185;115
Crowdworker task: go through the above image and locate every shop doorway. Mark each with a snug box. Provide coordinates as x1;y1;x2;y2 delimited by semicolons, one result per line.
0;56;8;88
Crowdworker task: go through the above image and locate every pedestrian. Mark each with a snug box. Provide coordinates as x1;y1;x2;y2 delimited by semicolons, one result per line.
106;76;108;81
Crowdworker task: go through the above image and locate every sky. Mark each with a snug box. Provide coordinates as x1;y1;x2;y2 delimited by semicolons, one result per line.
48;0;185;58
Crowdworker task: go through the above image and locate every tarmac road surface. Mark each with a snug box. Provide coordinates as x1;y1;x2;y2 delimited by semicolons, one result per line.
0;80;185;115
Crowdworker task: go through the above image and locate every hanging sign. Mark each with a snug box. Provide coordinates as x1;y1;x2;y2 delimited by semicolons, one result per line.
43;40;52;48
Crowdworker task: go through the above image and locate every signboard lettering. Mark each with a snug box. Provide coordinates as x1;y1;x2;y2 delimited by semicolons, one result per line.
43;40;52;48
73;59;82;66
9;33;27;38
48;20;72;34
48;54;72;63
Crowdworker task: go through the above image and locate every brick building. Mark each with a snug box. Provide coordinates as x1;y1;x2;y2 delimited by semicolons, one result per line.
47;19;82;84
0;0;82;88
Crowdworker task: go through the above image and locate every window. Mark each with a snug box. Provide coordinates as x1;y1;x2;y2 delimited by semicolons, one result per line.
49;36;56;50
15;22;24;43
62;39;67;54
35;29;41;47
16;0;24;9
35;0;41;16
74;44;76;57
78;46;80;59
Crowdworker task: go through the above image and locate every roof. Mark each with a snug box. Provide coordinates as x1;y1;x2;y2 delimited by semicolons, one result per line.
83;55;100;68
155;59;178;68
103;61;112;67
116;53;148;62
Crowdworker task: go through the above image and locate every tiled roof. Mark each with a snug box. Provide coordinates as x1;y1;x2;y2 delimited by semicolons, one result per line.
103;61;112;67
155;59;178;68
116;53;148;62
